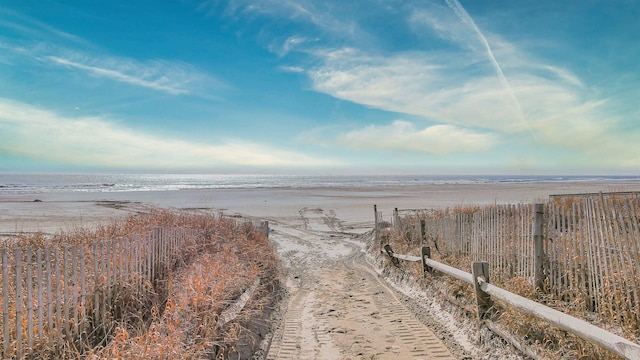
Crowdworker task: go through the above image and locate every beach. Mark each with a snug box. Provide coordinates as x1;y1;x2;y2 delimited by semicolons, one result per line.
2;179;639;235
3;179;640;358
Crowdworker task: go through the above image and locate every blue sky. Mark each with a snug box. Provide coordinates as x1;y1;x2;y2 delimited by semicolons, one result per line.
1;0;638;174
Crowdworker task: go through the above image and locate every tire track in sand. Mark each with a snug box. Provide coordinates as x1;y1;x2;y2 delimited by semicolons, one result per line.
265;208;456;359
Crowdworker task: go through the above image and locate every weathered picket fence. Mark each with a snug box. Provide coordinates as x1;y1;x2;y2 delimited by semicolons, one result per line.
381;195;640;319
0;227;197;358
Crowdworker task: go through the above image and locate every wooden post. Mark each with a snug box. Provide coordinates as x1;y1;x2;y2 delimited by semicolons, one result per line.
102;242;109;324
472;261;492;322
455;214;461;254
2;249;9;355
383;244;394;258
420;220;426;246
63;246;70;338
79;244;85;336
393;208;399;230
111;240;117;288
152;228;160;285
15;249;23;359
93;243;100;330
146;233;152;284
71;245;78;336
36;249;43;348
374;205;379;252
26;247;33;350
533;203;545;291
383;245;399;266
262;221;269;239
45;247;52;339
421;246;432;277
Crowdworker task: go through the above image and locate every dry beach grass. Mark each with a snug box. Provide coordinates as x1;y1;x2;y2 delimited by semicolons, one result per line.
0;209;280;359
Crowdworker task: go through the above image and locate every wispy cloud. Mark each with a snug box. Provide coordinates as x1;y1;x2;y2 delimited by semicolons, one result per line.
279;65;305;73
307;48;513;127
267;0;351;33
335;120;497;155
0;98;337;169
202;0;367;42
408;5;481;52
291;0;639;169
46;55;209;95
0;6;92;47
269;36;312;57
0;10;223;97
305;47;640;165
198;0;640;169
444;0;531;137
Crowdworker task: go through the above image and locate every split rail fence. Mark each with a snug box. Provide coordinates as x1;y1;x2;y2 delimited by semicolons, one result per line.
381;245;640;359
375;193;640;358
380;195;640;315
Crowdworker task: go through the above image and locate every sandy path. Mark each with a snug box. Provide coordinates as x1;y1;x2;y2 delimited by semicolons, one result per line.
263;208;455;359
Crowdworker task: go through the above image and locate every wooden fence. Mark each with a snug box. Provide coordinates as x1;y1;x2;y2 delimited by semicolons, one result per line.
0;227;198;358
381;246;640;360
378;194;640;329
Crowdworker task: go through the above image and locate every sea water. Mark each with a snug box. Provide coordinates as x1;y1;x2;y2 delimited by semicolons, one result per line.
1;173;638;194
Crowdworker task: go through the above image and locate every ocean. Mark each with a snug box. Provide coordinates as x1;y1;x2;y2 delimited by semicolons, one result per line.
1;173;639;194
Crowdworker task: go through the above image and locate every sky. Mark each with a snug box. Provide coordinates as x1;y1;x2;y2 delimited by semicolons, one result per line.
0;0;638;175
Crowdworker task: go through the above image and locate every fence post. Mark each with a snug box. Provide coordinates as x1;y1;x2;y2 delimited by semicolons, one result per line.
533;203;545;291
262;221;269;239
472;261;492;322
456;214;463;255
420;220;426;246
26;247;33;351
383;244;393;258
15;248;22;359
152;227;162;285
374;205;380;253
393;208;399;230
383;244;399;266
421;246;432;276
2;249;8;357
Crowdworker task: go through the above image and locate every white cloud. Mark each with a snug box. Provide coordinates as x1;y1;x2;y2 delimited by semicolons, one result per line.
205;0;365;41
0;7;92;47
303;43;640;166
270;36;310;57
265;0;345;32
46;54;221;95
0;37;222;96
0;98;337;169
307;48;527;130
1;8;220;96
279;65;305;73
337;120;497;155
408;6;482;52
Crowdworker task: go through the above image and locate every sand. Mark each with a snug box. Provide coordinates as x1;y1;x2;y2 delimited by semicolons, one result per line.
1;179;639;234
3;179;640;358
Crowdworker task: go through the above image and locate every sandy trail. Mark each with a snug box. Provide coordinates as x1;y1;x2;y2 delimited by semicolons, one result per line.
263;207;455;359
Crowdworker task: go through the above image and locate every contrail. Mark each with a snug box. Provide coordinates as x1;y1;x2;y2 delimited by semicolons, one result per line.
444;0;535;138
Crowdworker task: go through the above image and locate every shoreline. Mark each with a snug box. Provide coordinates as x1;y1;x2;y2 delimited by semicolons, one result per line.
2;180;640;234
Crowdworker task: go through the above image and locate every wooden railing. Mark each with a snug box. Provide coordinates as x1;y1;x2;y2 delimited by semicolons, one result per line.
378;196;640;320
383;244;640;360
